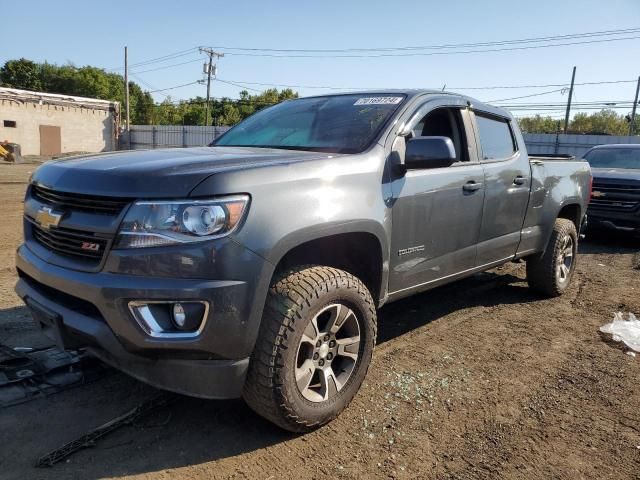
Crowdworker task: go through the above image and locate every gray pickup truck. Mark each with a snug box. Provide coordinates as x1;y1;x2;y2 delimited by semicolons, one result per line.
15;90;591;431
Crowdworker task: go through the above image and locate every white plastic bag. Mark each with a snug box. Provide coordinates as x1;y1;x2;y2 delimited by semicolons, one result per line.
600;312;640;352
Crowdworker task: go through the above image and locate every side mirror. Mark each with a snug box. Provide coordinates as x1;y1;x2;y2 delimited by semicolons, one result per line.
404;136;456;169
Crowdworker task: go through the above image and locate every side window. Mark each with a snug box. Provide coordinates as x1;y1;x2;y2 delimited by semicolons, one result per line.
475;114;516;160
412;108;468;162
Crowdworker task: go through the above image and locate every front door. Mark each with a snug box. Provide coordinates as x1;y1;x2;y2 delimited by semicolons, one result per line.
388;104;485;294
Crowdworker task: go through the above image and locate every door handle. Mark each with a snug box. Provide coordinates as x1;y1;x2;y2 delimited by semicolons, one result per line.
463;181;483;192
513;176;528;185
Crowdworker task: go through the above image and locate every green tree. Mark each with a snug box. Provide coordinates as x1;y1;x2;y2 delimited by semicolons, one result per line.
0;58;42;90
569;109;629;135
517;115;562;134
518;110;632;135
1;58;298;126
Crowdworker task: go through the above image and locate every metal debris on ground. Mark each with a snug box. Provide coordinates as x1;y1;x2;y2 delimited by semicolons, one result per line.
36;394;177;467
0;344;109;407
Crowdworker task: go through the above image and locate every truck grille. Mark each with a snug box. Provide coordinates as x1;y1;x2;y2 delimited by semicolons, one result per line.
32;184;131;216
589;198;638;210
590;182;640;212
592;182;640;194
30;221;109;262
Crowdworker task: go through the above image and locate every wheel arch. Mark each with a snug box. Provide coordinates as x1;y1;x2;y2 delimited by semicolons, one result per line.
537;200;582;257
556;202;582;229
269;223;388;306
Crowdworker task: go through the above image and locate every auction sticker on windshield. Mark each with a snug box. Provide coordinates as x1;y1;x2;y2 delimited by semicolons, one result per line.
354;97;403;105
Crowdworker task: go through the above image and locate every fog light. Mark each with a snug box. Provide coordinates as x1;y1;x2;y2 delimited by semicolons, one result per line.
128;300;210;339
173;303;187;328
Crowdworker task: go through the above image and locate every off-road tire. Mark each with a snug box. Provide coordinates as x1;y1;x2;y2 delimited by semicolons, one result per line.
526;218;578;297
243;266;377;432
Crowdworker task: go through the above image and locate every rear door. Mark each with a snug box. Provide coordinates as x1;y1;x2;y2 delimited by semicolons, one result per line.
471;112;531;265
388;100;485;294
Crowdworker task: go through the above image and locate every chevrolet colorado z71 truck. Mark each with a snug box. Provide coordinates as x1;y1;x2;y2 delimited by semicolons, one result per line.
15;91;591;432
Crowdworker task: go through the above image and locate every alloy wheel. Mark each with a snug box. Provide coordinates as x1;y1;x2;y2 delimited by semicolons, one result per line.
294;303;361;403
556;234;574;283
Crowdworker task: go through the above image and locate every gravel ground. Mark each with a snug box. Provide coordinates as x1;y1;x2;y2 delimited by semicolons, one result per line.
0;163;638;479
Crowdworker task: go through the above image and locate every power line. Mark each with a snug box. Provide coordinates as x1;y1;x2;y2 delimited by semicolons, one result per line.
130;74;156;90
108;48;199;71
111;27;639;70
146;81;201;94
130;58;203;74
207;27;640;53
109;27;639;78
211;34;640;58
456;79;638;90
129;48;198;68
498;99;636;106
481;89;567;103
216;77;638;92
503;106;635;111
216;78;262;92
129;74;173;100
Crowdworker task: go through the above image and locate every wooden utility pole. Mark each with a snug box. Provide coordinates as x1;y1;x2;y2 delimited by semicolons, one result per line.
630;76;640;135
205;55;213;126
563;66;576;134
124;46;131;148
199;48;224;126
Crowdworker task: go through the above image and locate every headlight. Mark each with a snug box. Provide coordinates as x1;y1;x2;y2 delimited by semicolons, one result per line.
115;195;249;248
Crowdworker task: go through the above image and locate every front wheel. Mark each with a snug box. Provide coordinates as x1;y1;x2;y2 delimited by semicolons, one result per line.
243;266;377;432
526;218;578;297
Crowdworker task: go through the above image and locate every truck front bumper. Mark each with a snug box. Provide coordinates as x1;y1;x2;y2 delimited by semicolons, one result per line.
587;210;640;234
15;243;273;399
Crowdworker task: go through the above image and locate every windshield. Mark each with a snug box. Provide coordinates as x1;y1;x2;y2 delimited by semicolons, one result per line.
584;147;640;170
212;94;406;154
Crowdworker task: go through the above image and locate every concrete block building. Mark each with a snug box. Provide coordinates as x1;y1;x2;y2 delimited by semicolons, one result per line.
0;88;119;156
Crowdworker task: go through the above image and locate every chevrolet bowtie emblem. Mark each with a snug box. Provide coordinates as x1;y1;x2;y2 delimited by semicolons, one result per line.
35;206;63;230
591;191;605;198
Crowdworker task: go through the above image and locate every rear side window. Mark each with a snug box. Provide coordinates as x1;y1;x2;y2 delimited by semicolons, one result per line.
476;114;516;160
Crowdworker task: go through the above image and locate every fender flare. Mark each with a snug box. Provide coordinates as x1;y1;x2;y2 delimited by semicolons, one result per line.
267;219;390;302
539;198;583;255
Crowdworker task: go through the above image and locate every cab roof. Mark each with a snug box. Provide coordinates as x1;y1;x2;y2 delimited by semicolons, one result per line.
296;89;512;119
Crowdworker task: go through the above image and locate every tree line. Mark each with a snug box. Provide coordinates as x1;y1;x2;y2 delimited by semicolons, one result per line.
517;110;634;136
0;58;296;126
1;58;155;124
0;58;634;134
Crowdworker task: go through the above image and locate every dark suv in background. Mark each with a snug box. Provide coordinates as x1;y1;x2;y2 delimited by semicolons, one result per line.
583;144;640;235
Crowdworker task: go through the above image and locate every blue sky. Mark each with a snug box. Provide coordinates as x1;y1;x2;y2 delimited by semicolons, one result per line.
2;0;639;119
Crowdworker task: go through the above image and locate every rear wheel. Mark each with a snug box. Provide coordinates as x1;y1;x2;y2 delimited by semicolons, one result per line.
243;266;376;432
526;218;578;297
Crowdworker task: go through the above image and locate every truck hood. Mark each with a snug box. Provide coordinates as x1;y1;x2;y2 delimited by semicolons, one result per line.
32;147;336;198
591;168;640;183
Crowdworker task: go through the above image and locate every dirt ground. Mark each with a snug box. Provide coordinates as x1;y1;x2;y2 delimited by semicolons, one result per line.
0;163;639;480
